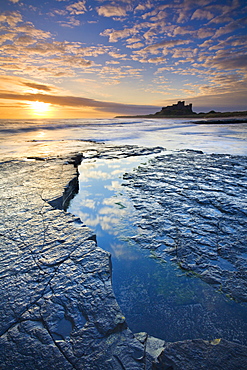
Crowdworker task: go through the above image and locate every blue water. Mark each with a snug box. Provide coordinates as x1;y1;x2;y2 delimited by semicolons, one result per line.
69;155;247;344
1;117;247;343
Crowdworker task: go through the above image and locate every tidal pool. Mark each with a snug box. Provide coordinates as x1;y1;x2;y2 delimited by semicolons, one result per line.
69;154;247;344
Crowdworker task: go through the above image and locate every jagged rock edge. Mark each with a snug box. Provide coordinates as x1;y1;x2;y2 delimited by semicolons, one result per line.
25;150;247;369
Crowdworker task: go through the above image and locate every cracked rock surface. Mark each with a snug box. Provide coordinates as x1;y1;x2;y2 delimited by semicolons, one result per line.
1;143;247;369
0;147;156;369
123;150;247;302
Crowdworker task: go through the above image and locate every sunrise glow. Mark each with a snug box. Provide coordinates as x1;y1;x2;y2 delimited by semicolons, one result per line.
28;101;52;117
0;0;246;118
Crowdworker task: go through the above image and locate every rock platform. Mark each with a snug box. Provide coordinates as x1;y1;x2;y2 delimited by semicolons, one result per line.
0;143;246;369
123;150;247;303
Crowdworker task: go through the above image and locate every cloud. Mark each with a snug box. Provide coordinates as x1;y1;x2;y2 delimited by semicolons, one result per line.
52;55;93;67
101;27;138;42
15;35;35;45
214;16;247;38
155;66;175;74
135;3;153;12
173;26;195;36
143;28;158;41
146;56;167;64
191;9;214;21
105;60;120;64
207;0;242;24
0;11;22;26
34;67;75;78
53;9;68;16
197;28;214;39
100;21;153;42
198;39;214;48
136;39;191;56
15;24;51;40
58;17;80;28
0;64;22;71
9;0;20;3
131;54;167;64
230;35;247;47
0;75;57;93
138;3;169;20
0;33;16;45
0;14;114;79
210;72;245;86
173;0;216;24
96;5;130;17
176;10;189;24
2;0;246;116
205;53;247;71
149;10;168;22
98;65;142;84
207;35;247;51
207;14;233;24
66;1;87;15
131;38;196;64
23;82;53;92
172;48;197;59
0;91;159;114
108;51;127;58
142;9;167;20
126;42;144;49
182;88;195;94
189;91;247;112
126;36;142;44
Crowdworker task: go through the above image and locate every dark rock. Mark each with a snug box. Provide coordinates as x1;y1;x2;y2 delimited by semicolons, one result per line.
122;151;247;302
48;195;64;210
1;144;246;369
0;146;163;369
26;156;46;161
154;338;247;370
62;176;79;211
193;118;247;124
155;101;196;116
68;153;84;167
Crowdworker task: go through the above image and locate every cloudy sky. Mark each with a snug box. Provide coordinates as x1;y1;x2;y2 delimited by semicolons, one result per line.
0;0;246;118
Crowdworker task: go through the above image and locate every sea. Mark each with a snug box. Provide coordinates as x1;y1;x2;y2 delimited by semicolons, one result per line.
1;117;247;344
0;117;247;159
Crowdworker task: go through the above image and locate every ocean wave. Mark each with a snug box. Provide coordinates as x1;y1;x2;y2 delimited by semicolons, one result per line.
0;118;246;157
0;118;148;134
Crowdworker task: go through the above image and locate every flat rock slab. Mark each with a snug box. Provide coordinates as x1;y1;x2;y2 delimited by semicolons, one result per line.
0;146;156;369
154;338;247;370
1;144;247;369
123;150;247;302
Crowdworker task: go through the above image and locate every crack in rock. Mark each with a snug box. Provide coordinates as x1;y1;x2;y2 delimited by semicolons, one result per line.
1;145;247;369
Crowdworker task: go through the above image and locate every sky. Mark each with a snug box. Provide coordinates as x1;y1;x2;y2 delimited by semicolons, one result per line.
0;0;246;119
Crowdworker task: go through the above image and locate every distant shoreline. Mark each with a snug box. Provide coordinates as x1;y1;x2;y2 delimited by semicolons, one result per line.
116;110;247;122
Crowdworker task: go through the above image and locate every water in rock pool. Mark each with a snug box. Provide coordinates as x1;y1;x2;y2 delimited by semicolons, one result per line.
68;154;247;345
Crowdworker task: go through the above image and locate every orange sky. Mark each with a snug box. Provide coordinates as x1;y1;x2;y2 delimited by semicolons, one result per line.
0;0;246;119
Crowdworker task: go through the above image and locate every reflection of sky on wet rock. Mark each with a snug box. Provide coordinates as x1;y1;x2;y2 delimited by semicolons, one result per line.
69;154;247;344
69;155;150;267
69;157;140;241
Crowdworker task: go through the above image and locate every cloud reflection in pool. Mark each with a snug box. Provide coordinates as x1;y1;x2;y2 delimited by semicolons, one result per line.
68;155;247;344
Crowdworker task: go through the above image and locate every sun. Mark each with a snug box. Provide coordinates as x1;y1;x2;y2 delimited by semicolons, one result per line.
28;101;51;117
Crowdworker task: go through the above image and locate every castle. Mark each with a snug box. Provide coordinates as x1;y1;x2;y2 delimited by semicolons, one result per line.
155;101;195;116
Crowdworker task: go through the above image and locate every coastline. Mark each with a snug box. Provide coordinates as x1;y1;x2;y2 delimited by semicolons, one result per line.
116;110;247;121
